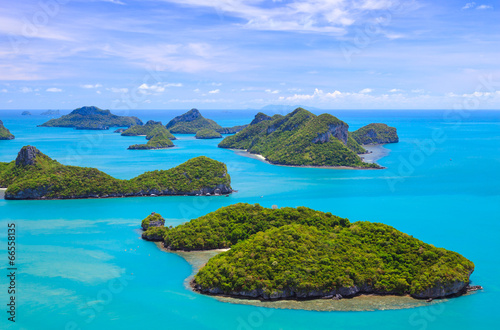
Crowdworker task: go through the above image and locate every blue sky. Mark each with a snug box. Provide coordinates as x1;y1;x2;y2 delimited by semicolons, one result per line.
0;0;499;109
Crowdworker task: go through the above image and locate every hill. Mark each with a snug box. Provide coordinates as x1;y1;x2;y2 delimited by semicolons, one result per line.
121;120;176;140
219;108;379;168
351;123;399;145
0;120;15;140
38;106;143;130
194;222;474;300
0;146;232;199
166;109;222;134
195;129;222;139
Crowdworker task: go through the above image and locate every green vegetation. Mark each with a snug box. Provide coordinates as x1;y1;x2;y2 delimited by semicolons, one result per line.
0;120;15;140
219;108;379;168
166;109;222;134
0;146;232;199
126;121;176;149
351;123;399;145
347;135;367;154
195;129;222;139
142;226;169;241
39;106;143;129
216;125;248;134
141;213;165;230
194;222;473;299
122;120;176;140
162;203;349;250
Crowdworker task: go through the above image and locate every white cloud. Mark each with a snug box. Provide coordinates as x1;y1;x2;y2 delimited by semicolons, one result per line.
359;88;373;93
462;2;476;9
81;84;102;89
138;82;182;94
208;89;220;94
193;88;200;93
161;0;400;34
265;89;280;94
96;90;101;94
211;82;222;86
21;87;33;93
101;0;126;5
390;89;403;92
108;87;128;93
1;89;7;93
411;89;425;93
476;5;493;9
46;88;62;92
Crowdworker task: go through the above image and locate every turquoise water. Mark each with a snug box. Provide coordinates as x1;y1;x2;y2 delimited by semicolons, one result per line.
0;109;499;329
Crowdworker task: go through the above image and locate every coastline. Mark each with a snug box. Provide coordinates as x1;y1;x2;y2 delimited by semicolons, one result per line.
360;145;391;164
148;243;468;312
231;149;384;170
0;188;6;199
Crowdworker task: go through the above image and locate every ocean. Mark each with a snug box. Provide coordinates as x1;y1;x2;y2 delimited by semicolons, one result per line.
0;109;499;329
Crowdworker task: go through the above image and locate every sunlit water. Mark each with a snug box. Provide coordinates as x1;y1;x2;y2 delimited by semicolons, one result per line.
0;109;498;329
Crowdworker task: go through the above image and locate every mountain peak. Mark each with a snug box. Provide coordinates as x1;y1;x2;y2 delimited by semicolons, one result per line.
15;146;43;166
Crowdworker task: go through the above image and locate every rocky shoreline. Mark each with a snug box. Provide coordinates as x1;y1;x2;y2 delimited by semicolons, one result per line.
4;184;232;200
191;274;475;301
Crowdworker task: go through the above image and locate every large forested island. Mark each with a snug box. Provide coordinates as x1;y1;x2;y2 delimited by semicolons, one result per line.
141;203;475;300
38;106;143;130
0;146;232;199
218;108;392;168
0;120;15;140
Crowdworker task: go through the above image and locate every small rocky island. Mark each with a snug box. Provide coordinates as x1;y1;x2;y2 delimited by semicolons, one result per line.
0;120;15;140
195;129;222;139
351;123;399;145
166;108;247;134
38;106;143;130
0;146;232;199
219;108;388;168
21;111;32;116
141;203;477;301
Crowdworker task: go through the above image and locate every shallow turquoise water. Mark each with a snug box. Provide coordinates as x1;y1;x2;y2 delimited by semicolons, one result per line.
0;110;499;329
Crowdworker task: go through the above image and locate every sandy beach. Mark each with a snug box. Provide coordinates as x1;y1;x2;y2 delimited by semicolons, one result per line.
231;148;386;169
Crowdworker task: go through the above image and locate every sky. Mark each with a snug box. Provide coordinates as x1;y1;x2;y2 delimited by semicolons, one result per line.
0;0;499;110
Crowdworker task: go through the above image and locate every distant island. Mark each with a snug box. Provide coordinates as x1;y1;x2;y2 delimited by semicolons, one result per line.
38;106;143;130
0;146;232;199
218;108;396;168
21;111;32;116
121;120;176;139
351;123;399;145
0;120;15;140
40;110;61;116
166;109;222;133
141;203;477;301
166;108;247;134
122;120;176;150
195;129;222;139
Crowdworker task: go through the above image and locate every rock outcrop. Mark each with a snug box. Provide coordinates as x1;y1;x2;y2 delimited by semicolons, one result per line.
312;122;348;145
15;146;41;166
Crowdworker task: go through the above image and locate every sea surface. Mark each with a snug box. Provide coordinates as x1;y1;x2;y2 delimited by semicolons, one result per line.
0;109;499;329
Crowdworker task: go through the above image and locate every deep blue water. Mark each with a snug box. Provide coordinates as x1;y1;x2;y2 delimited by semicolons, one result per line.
0;109;499;329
